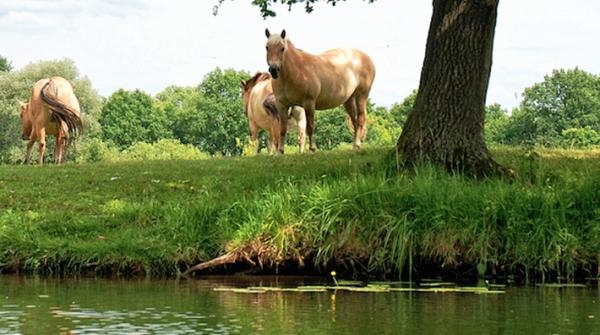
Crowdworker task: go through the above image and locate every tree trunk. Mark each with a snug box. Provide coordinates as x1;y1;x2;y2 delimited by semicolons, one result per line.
396;0;508;177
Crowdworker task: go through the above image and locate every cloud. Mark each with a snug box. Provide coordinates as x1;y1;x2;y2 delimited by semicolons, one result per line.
0;0;146;27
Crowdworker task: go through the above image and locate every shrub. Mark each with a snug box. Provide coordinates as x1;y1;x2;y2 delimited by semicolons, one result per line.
560;127;600;149
121;139;209;161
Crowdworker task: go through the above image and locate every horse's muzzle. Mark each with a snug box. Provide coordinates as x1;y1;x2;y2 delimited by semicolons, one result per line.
268;65;280;79
21;134;29;141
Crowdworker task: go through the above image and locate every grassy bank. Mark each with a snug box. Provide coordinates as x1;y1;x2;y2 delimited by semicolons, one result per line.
0;146;598;282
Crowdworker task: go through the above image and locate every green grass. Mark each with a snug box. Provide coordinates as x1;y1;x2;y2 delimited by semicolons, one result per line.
0;146;598;282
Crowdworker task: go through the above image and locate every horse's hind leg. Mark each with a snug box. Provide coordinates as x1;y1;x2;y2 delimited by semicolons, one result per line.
36;128;47;164
301;102;316;153
294;108;307;154
343;97;361;149
54;135;66;164
345;95;368;149
355;95;368;147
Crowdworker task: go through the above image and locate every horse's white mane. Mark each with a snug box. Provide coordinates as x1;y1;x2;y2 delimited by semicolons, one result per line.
266;29;288;45
267;34;287;45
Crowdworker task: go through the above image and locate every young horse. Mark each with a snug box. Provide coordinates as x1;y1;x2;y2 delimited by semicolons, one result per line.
21;76;83;164
265;29;376;154
241;72;306;154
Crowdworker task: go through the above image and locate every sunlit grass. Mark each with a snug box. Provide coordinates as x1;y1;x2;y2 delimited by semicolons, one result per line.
0;146;598;282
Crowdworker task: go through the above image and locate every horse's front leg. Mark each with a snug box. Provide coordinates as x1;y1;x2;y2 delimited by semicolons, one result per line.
249;122;261;154
24;135;35;164
36;128;47;164
269;118;281;155
276;101;288;154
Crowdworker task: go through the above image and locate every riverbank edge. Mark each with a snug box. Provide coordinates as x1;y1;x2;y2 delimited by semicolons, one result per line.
0;146;599;283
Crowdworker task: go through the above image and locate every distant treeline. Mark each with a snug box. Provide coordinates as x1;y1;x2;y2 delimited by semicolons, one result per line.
1;57;599;164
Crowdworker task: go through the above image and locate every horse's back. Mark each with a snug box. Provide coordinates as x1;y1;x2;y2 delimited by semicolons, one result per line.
320;48;375;86
29;78;51;123
308;48;375;109
46;76;81;116
28;76;81;136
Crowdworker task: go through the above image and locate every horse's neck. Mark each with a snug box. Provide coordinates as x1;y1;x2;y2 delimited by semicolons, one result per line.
284;41;310;71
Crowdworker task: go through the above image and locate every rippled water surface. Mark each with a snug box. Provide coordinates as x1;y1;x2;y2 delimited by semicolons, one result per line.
0;276;598;334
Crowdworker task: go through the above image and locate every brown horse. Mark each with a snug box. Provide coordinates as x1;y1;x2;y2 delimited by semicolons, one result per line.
21;76;83;164
241;72;306;154
265;29;376;153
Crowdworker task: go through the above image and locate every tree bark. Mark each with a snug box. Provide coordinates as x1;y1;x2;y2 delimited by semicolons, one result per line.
397;0;508;177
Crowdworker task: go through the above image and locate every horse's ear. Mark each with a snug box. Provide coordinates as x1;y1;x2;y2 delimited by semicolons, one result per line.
281;29;286;39
240;80;246;88
265;28;271;38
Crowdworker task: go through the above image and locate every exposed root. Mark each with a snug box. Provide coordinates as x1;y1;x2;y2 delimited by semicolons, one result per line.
182;252;241;277
182;238;284;277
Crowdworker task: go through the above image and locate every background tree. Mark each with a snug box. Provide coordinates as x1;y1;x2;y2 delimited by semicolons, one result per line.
0;55;12;72
505;68;600;147
312;107;354;150
100;89;172;150
362;102;403;146
242;0;505;176
484;103;510;145
389;89;416;127
0;59;102;163
200;67;249;102
155;85;202;118
170;68;249;156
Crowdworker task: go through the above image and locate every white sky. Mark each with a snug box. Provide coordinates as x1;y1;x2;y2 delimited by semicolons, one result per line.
1;0;599;110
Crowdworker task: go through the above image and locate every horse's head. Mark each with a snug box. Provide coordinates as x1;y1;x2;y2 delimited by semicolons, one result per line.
265;29;287;79
20;101;32;140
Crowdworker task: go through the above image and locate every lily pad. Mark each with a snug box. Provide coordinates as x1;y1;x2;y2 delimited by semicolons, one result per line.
535;283;587;288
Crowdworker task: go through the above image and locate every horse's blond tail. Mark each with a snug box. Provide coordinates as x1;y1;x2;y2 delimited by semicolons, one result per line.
40;79;83;139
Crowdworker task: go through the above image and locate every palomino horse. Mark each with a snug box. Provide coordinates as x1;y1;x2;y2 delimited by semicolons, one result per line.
264;29;376;153
241;72;306;154
21;76;83;164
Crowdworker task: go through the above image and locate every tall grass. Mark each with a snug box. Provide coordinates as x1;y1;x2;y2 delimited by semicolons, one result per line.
0;146;598;282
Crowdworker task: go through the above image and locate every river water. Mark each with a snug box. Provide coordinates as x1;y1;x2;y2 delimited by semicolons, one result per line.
0;275;597;334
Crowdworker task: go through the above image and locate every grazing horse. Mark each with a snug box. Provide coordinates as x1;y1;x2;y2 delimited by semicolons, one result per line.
21;76;83;164
241;72;306;154
265;29;376;153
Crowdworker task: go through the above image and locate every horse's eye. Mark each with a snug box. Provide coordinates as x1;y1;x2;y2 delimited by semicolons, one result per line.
280;47;284;52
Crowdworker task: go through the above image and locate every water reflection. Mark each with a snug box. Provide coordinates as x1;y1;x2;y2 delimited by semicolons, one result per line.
0;275;597;334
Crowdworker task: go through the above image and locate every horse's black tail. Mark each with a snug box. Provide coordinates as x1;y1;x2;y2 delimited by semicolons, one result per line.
40;79;83;139
262;93;280;120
